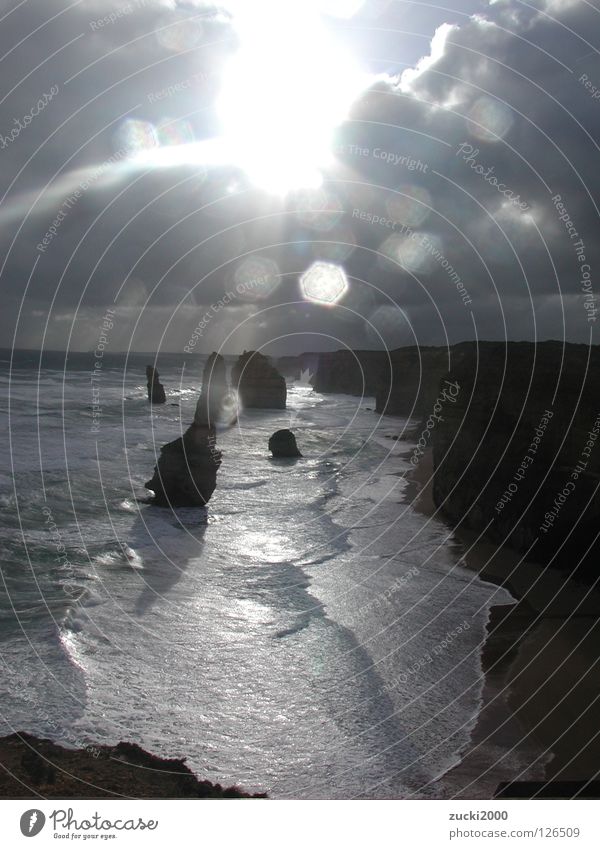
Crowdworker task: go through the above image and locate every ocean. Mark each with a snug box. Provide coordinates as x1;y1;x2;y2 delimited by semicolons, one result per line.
0;350;513;798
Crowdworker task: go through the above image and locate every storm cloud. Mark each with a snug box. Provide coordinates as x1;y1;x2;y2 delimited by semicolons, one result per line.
0;0;598;354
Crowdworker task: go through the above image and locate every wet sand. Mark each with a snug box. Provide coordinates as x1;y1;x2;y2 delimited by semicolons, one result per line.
405;446;600;798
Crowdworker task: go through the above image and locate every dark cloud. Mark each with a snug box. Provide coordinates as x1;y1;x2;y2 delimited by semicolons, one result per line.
1;0;599;352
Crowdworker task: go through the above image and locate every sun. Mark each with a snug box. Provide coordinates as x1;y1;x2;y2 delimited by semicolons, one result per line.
217;0;369;194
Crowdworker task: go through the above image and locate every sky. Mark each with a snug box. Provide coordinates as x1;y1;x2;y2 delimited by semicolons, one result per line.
0;0;598;355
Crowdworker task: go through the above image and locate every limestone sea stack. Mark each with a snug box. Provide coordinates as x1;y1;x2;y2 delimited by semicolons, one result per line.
146;365;166;404
231;351;286;409
145;380;221;507
269;429;302;457
195;352;229;426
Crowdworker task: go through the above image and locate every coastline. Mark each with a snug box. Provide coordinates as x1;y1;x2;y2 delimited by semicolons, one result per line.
0;733;265;799
405;446;600;798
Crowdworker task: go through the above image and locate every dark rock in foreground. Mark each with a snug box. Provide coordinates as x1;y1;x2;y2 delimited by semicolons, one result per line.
146;365;166;404
231;351;286;409
269;429;302;457
0;732;264;798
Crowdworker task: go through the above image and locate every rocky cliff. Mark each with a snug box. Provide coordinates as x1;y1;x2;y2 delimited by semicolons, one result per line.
231;351;286;409
0;733;263;798
313;349;389;396
375;346;452;416
312;347;451;415
430;341;600;578
276;353;319;381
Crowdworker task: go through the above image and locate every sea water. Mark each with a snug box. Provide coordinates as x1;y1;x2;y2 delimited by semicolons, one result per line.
0;351;514;798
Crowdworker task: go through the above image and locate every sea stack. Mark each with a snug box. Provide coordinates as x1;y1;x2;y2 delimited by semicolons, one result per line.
195;352;229;426
146;366;166;404
145;419;221;507
231;351;286;409
268;429;302;458
145;366;228;508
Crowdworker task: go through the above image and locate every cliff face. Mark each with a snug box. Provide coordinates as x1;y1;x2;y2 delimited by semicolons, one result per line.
231;351;286;409
276;353;320;380
431;341;600;577
313;350;389;397
375;346;452;416
312;347;451;416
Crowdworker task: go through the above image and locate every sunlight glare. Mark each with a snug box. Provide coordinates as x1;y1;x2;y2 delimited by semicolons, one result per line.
218;1;368;193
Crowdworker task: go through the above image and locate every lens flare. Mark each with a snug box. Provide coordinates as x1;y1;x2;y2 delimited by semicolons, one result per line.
155;13;205;53
157;118;195;147
365;304;412;348
468;96;514;142
380;231;443;275
115;119;158;155
386;185;432;227
300;261;348;304
294;187;344;232
233;256;281;301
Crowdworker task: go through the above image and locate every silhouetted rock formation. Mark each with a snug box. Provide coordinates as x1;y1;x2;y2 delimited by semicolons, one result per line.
195;352;229;426
0;732;264;798
431;341;600;578
269;429;302;457
312;347;452;416
313;350;388;397
146;365;166;404
277;353;319;381
231;351;286;409
375;346;451;416
145;397;222;506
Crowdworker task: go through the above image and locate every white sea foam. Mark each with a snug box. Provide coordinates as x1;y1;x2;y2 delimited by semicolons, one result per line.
0;364;513;798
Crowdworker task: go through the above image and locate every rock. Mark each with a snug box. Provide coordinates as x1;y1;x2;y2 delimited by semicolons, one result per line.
145;422;221;507
146;366;166;404
431;341;600;580
194;352;229;426
269;429;302;457
313;350;388;396
231;351;286;409
311;347;456;416
375;346;450;416
0;733;264;798
276;353;319;380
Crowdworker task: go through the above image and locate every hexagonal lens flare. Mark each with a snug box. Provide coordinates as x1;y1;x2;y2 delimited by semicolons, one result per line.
300;262;349;305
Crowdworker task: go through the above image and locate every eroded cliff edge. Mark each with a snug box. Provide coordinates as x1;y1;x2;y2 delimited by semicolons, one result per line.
431;341;600;577
0;733;264;798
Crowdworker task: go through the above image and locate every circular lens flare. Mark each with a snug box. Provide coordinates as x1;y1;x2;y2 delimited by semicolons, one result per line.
300;261;349;304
